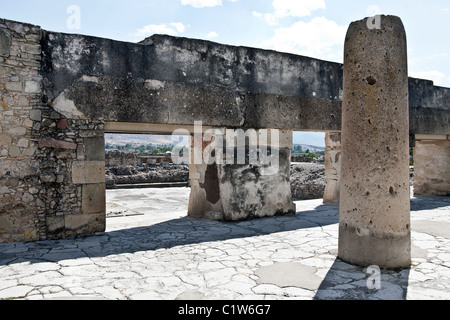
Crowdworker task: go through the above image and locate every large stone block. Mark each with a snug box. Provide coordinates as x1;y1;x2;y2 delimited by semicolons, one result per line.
414;139;450;196
84;137;105;161
64;213;105;234
38;137;77;150
0;29;11;57
218;147;295;221
45;216;65;234
81;183;106;214
72;161;105;184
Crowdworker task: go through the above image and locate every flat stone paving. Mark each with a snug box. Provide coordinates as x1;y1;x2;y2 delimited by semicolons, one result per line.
0;187;449;300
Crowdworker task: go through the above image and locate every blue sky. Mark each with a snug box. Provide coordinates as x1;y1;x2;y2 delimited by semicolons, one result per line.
1;0;449;146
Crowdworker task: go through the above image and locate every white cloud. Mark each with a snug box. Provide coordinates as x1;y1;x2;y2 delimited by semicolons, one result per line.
134;22;186;38
254;0;326;27
409;70;448;86
259;17;347;61
170;22;186;33
205;31;219;39
366;5;382;16
272;0;326;18
253;11;279;26
181;0;222;8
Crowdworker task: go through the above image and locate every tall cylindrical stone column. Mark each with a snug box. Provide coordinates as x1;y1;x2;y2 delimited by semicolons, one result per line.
338;15;411;269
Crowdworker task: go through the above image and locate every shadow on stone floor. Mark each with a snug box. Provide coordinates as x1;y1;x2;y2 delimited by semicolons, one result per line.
313;258;411;300
410;195;450;211
0;204;339;266
1;196;447;267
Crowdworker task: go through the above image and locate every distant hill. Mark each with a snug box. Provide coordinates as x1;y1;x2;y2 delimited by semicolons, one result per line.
293;144;325;153
105;134;175;146
105;133;326;152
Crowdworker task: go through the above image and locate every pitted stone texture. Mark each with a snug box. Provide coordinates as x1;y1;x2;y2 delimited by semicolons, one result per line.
323;132;341;204
339;15;411;268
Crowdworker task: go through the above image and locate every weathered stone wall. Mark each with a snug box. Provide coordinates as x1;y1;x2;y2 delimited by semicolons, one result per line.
413;136;450;196
105;151;139;167
323;132;341;203
0;19;106;243
0;19;43;243
39;121;105;240
1;16;450;244
188;129;296;221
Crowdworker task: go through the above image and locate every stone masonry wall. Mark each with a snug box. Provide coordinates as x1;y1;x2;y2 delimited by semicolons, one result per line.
0;19;43;243
0;19;106;243
37;119;105;240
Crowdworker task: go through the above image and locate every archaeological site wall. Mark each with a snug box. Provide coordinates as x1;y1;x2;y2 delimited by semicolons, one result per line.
1;16;449;259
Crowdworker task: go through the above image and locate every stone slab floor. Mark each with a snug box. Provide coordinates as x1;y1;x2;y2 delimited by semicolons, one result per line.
0;187;449;300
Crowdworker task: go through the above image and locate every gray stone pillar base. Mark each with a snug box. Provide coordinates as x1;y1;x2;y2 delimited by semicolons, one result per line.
338;226;411;269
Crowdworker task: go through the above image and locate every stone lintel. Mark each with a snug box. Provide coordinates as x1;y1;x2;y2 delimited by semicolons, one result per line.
415;134;449;141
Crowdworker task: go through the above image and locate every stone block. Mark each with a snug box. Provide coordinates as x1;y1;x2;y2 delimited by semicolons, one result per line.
5;82;23;92
8;146;21;157
40;173;56;183
218;147;295;221
46;216;65;234
21;44;41;55
64;213;105;233
17;138;29;148
0;216;13;235
413;140;450;196
84;137;105;161
25;81;41;93
72;161;105;184
29;110;42;121
82;183;106;214
7;126;27;136
38;137;77;150
0;134;12;146
0;29;11;57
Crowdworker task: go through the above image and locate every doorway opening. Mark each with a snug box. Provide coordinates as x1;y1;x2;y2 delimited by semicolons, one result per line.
290;131;326;201
103;123;191;231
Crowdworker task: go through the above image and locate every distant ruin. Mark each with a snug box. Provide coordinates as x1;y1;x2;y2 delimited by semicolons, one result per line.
0;16;449;268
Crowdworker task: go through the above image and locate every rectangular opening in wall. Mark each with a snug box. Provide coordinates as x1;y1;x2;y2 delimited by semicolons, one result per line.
103;132;190;230
290;131;326;201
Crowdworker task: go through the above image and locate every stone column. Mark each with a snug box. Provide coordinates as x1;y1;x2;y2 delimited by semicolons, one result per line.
413;135;450;196
338;15;411;268
323;132;341;204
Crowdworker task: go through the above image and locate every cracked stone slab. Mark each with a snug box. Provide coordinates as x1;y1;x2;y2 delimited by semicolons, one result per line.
255;262;322;291
412;221;450;239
